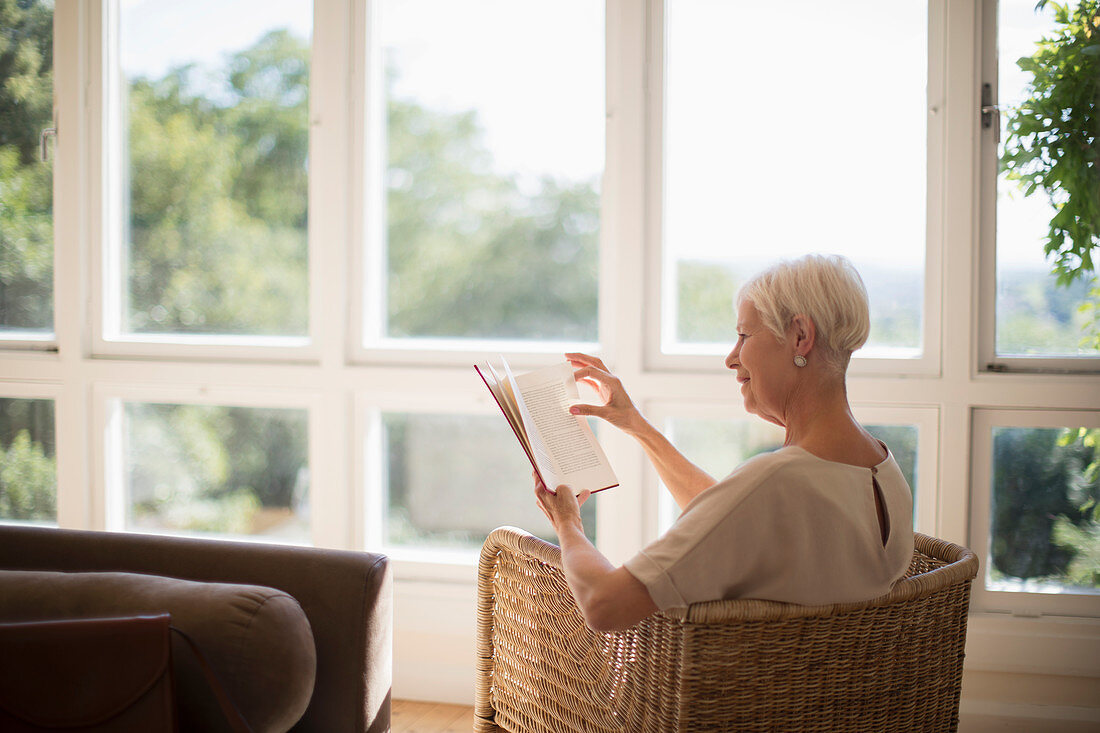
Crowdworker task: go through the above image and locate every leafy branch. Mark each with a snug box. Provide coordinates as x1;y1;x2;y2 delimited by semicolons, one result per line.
1001;0;1100;287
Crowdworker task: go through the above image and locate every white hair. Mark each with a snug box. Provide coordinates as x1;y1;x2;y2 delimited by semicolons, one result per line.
737;254;870;373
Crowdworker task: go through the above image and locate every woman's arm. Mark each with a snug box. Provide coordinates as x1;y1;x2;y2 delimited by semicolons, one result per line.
567;353;715;509
535;478;657;632
629;416;717;510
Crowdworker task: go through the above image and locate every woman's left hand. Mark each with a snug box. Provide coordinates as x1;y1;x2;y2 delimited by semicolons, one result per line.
534;471;591;535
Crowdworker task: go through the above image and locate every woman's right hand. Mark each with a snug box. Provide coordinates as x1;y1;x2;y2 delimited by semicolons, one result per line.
566;353;644;435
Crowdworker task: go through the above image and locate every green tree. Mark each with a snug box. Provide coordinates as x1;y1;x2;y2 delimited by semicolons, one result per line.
0;0;53;330
0;0;52;162
1052;427;1100;586
0;429;55;520
991;426;1100;585
384;81;599;341
125;36;308;336
0;397;56;523
675;261;740;344
127;404;305;534
1001;1;1099;349
225;29;309;230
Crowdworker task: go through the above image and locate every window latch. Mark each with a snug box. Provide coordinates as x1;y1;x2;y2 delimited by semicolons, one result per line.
40;127;57;163
980;83;1000;144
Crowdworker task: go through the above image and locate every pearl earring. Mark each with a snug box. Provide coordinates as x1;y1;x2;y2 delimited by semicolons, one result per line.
794;355;807;368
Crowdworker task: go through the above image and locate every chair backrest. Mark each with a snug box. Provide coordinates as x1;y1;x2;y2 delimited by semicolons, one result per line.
475;526;978;733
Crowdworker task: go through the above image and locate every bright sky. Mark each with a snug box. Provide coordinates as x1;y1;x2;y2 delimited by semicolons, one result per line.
119;0;1057;271
664;0;928;269
997;0;1062;269
119;0;312;79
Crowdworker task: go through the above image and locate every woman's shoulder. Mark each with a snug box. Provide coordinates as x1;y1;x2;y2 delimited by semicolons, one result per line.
719;447;802;484
725;445;836;479
697;448;809;504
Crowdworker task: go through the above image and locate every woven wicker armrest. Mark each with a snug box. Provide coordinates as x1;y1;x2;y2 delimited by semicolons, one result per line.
475;526;979;733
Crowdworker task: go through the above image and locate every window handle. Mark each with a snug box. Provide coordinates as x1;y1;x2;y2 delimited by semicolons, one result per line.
980;83;1000;144
40;127;57;163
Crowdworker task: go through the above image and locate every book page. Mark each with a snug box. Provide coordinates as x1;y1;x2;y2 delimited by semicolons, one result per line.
487;362;529;449
501;358;558;486
510;361;618;494
475;363;535;468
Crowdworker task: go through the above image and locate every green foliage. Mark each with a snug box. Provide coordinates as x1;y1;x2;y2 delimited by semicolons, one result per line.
0;0;52;330
127;404;307;535
124;31;309;336
991;426;1100;588
1001;1;1100;286
385;83;599;341
1051;427;1100;586
1080;284;1100;350
675;261;740;344
996;267;1096;353
0;0;53;163
0;429;56;520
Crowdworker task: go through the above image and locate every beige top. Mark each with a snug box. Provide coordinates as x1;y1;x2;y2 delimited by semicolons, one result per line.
624;445;914;609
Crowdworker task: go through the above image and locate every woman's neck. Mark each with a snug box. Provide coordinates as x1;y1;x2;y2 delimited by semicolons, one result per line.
782;382;885;467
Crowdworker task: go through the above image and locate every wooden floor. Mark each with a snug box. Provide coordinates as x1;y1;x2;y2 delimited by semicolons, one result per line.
392;699;476;732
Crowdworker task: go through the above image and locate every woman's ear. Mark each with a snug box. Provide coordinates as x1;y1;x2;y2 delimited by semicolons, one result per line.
789;314;816;355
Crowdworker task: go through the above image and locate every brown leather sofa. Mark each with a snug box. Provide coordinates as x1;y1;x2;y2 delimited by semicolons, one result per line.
0;524;392;732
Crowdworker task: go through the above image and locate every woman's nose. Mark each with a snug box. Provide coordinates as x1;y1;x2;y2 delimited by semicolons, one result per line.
725;346;739;370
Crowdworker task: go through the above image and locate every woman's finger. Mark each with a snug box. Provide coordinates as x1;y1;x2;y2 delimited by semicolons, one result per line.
565;352;608;372
569;402;607;419
571;365;618;391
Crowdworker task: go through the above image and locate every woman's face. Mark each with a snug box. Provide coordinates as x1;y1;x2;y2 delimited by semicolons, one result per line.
725;300;795;425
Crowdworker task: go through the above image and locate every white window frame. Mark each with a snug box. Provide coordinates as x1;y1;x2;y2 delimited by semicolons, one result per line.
91;381;336;544
355;387;499;581
976;0;1100;375
85;0;352;364
345;0;615;370
969;408;1100;619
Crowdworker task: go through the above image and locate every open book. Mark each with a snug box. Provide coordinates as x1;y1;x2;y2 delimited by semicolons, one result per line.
475;358;618;495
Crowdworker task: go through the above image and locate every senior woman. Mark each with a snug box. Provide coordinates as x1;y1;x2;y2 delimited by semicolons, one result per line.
534;254;914;632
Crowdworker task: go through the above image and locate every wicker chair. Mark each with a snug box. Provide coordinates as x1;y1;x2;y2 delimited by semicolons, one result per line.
475;526;978;733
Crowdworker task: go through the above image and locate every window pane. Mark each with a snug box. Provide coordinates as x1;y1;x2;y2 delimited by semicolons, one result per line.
374;0;604;343
382;412;595;550
123;402;309;541
0;0;54;337
989;426;1099;594
664;0;927;357
118;1;311;337
0;398;56;524
666;417;785;480
996;1;1098;357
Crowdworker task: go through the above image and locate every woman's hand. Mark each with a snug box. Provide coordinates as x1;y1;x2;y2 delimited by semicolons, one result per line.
566;352;644;436
534;471;590;535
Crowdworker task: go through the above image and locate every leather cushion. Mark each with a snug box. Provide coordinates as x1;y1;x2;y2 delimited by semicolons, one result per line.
0;615;174;729
0;570;316;733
